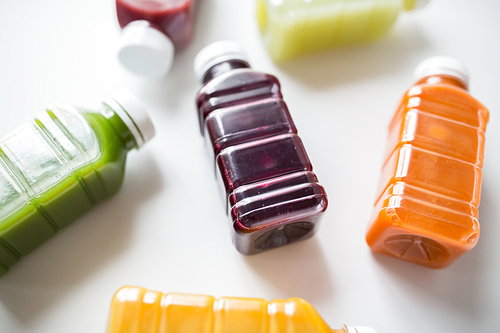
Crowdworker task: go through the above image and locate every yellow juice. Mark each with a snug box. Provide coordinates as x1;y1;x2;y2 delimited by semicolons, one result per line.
257;0;423;62
107;286;377;333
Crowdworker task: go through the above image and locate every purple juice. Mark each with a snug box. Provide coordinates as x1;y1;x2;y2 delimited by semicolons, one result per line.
196;65;282;134
216;134;312;197
228;171;319;208
194;41;328;254
232;182;327;253
205;98;296;156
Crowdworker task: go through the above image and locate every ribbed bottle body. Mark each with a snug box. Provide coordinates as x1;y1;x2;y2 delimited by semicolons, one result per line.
0;103;129;276
107;286;337;333
366;83;489;268
256;0;405;61
196;68;327;255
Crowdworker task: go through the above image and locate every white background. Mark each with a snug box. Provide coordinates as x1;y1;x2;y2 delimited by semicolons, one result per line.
0;1;499;332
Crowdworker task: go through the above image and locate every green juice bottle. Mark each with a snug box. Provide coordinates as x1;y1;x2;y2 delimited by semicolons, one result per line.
0;90;155;276
257;0;429;62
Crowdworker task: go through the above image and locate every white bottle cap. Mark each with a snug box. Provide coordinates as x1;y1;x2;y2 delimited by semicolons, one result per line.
118;20;175;78
193;40;249;83
105;90;155;149
412;55;469;88
345;326;378;333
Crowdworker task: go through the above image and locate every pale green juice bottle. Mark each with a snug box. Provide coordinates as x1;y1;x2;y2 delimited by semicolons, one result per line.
0;90;155;276
257;0;429;62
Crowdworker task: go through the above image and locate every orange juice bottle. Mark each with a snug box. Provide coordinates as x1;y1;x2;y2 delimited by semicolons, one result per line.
106;286;377;333
366;56;489;268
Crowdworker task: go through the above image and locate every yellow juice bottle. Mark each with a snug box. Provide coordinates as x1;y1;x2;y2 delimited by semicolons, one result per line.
106;286;377;333
256;0;429;62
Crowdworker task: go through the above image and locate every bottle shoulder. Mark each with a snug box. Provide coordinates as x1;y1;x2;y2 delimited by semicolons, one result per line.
196;68;283;119
405;84;489;117
397;83;489;130
196;69;284;134
197;69;281;99
77;108;130;161
55;106;129;195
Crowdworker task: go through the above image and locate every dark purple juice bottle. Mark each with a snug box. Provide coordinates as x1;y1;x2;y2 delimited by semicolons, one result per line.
194;41;328;255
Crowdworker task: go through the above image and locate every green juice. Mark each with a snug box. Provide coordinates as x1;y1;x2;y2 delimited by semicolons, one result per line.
0;91;154;276
257;0;427;62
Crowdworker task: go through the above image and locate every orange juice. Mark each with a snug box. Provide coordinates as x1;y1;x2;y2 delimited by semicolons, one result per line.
366;56;489;268
106;286;377;333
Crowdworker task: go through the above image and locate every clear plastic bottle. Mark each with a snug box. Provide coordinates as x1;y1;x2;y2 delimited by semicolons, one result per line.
256;0;429;62
0;90;155;276
366;56;489;268
194;41;328;255
116;0;197;77
106;286;377;333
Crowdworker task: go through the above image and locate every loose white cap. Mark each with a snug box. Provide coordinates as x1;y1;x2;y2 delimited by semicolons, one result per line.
412;55;469;88
105;90;155;149
118;20;175;78
193;40;249;83
345;326;378;333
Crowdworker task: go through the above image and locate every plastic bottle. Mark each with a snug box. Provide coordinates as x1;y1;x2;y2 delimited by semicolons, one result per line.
194;41;328;255
366;56;489;268
107;286;377;333
116;0;197;77
0;90;155;276
256;0;430;62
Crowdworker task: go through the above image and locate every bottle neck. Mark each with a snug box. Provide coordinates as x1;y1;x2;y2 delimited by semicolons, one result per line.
99;104;137;152
202;60;251;84
415;74;469;91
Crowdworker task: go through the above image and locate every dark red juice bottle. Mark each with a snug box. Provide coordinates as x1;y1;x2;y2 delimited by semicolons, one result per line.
116;0;197;77
194;41;328;255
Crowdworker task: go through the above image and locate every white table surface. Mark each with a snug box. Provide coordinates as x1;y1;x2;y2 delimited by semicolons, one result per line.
1;1;499;332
